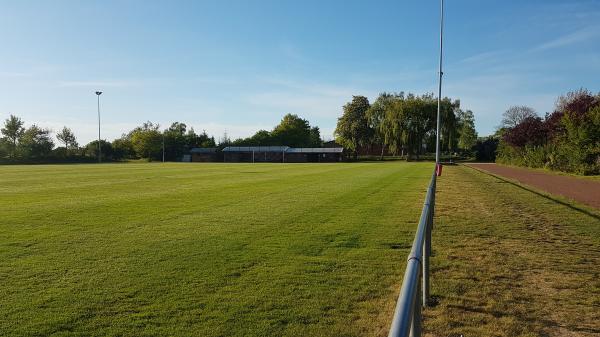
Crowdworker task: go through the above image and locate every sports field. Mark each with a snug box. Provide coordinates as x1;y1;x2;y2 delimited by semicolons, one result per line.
2;162;599;337
0;162;432;336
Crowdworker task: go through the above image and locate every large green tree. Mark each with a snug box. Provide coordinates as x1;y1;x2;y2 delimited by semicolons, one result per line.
85;140;114;160
163;122;189;161
401;94;436;159
112;136;135;160
56;127;78;152
19;125;54;159
232;114;320;147
373;93;461;159
309;126;322;147
335;96;373;157
1;115;25;158
130;122;163;161
439;97;460;152
379;93;409;156
272;114;319;147
239;130;275;146
367;93;400;159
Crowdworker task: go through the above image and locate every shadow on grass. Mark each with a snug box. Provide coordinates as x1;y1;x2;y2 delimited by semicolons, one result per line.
427;295;441;307
463;165;600;222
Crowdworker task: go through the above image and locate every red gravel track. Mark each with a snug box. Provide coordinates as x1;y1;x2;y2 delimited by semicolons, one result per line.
466;163;600;209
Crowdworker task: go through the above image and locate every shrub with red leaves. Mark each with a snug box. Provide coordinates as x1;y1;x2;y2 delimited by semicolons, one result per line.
545;89;600;140
556;89;600;120
498;89;600;174
502;116;547;147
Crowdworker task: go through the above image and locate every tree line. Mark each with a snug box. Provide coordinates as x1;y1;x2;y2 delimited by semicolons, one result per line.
0;116;216;162
0;113;324;163
497;89;600;175
334;92;477;159
1;93;479;163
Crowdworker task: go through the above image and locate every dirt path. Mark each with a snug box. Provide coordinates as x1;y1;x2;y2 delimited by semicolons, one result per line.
466;163;600;209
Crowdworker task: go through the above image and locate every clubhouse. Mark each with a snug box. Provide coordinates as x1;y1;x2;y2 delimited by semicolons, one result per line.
187;146;344;163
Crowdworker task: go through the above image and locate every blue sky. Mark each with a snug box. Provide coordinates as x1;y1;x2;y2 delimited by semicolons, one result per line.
1;0;599;143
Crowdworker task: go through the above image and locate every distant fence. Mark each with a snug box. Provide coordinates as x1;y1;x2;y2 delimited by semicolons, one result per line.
388;169;437;337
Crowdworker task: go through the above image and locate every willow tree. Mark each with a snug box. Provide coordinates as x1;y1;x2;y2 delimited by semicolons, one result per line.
439;98;460;152
380;94;408;156
403;94;437;160
367;92;403;159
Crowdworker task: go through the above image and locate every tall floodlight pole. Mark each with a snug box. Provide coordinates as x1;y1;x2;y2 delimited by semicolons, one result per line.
95;91;103;163
435;0;444;167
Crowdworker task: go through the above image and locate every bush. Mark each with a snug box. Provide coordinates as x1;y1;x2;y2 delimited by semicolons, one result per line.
502;116;546;147
112;137;135;160
85;140;114;160
496;89;600;175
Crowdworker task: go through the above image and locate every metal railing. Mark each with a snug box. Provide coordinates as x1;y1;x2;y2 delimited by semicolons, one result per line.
388;169;437;337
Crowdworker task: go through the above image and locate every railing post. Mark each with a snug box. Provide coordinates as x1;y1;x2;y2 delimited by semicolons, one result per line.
425;178;436;306
410;271;422;337
422;209;431;307
431;179;436;231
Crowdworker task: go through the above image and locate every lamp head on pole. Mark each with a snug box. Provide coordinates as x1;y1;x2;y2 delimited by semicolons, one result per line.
95;91;103;96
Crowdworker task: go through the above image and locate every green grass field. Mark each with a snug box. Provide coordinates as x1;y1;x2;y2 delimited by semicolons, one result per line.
1;162;432;336
2;162;599;337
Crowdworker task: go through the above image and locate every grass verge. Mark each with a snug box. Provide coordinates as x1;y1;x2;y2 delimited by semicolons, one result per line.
425;165;600;337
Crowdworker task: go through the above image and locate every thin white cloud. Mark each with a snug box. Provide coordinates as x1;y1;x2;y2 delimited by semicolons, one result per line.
458;50;507;65
532;25;600;51
528;1;600;29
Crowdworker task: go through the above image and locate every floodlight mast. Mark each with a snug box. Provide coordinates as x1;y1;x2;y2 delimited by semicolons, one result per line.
435;0;444;167
95;91;103;163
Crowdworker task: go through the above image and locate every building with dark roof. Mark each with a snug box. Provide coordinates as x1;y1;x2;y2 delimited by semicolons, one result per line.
221;146;343;163
284;147;343;162
222;146;288;163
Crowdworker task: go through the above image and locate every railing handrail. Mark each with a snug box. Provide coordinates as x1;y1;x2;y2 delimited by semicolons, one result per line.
388;169;437;337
